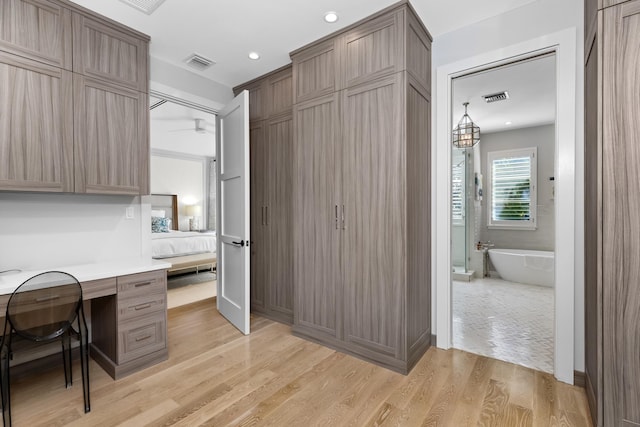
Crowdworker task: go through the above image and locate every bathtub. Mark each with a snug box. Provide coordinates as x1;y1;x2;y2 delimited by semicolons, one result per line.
488;249;554;287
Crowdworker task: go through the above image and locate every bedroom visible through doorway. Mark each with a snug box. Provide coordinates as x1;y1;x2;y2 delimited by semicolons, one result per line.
148;95;218;308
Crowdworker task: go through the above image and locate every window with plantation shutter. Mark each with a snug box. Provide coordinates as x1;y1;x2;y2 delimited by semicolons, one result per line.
487;147;537;229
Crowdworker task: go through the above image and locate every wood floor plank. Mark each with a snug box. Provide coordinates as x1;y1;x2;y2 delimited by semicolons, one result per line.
5;301;592;427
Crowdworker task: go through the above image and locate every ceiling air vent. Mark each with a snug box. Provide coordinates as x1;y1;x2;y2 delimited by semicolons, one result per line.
483;91;510;103
184;53;216;71
118;0;167;15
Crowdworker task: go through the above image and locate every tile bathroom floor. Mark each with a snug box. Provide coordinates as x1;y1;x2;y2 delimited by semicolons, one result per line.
453;277;554;373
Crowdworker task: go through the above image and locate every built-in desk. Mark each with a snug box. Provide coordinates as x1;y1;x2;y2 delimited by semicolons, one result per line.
0;259;171;380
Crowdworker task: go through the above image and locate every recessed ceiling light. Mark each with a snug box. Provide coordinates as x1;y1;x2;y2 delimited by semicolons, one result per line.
248;52;260;60
324;11;339;23
505;121;512;125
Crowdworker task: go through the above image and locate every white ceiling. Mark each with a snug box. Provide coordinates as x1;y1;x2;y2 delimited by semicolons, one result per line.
452;54;556;134
69;0;539;88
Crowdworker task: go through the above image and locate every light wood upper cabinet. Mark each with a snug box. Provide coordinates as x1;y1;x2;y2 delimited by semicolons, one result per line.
291;39;340;103
74;75;149;195
405;11;431;94
0;0;72;69
0;52;73;192
343;11;402;88
267;68;293;117
72;12;148;92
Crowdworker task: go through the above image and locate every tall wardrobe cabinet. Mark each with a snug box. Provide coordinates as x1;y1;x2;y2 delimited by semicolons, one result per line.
234;65;294;325
584;0;640;425
291;1;432;374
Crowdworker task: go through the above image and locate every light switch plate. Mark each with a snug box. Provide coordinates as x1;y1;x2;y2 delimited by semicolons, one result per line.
125;207;135;219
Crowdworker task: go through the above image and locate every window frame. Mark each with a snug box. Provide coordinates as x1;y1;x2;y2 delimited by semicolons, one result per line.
486;147;537;230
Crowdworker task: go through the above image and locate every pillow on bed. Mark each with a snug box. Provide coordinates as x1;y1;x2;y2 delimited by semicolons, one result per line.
151;209;166;218
151;216;170;233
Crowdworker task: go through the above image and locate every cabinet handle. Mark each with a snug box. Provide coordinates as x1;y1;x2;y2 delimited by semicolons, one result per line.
342;205;346;230
36;295;59;303
135;335;152;342
335;205;339;229
134;281;152;288
134;303;152;311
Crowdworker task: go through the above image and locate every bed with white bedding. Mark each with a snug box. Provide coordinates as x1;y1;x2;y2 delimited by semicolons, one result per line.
150;194;216;273
152;230;216;259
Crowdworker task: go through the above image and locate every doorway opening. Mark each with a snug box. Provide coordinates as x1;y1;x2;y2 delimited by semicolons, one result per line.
450;54;556;373
148;93;217;309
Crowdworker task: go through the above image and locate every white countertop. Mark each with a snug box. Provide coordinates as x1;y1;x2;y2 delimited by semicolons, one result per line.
0;258;171;295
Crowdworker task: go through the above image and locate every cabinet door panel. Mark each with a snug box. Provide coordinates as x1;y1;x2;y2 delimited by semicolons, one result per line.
74;75;148;195
73;12;148;92
0;0;72;69
343;12;402;88
0;52;73;192
603;2;640;426
268;114;293;318
342;74;405;358
267;68;293;117
250;121;268;310
292;39;339;103
293;93;341;338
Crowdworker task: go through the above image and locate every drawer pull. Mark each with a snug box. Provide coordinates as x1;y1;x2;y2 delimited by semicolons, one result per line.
135;335;152;342
134;281;152;288
134;303;152;311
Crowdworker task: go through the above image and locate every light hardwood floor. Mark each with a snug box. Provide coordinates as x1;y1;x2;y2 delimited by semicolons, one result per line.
9;299;592;426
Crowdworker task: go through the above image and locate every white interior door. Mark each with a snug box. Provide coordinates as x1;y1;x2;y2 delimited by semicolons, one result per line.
216;91;250;334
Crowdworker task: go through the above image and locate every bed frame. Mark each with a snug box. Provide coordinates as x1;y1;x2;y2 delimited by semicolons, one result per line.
151;194;216;274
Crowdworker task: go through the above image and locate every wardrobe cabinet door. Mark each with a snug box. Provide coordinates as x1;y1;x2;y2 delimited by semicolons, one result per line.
292;39;340;103
267;67;293;118
0;52;73;192
0;0;72;69
74;75;149;195
250;121;268;311
72;12;148;92
342;74;405;361
602;2;640;426
343;11;402;88
293;93;341;339
267;114;293;321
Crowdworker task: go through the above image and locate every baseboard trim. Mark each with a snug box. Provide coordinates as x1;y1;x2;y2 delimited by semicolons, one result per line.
574;370;586;388
431;334;437;346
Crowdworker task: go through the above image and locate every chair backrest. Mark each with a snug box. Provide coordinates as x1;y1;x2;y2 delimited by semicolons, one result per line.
7;271;83;342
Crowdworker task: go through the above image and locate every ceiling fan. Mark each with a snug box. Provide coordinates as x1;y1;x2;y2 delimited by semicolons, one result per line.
166;118;215;135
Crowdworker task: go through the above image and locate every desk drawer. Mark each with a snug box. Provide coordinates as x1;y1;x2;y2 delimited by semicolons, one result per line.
118;293;165;322
117;270;165;299
82;277;117;300
118;313;166;363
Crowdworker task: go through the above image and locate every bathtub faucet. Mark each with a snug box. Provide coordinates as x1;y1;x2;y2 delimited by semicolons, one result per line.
477;241;494;277
476;241;494;251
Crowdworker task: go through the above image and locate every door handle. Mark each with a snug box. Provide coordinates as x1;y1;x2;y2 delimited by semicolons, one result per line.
335;205;339;229
231;240;245;247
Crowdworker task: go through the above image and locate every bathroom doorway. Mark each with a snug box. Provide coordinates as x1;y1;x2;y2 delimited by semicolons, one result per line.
450;54;556;373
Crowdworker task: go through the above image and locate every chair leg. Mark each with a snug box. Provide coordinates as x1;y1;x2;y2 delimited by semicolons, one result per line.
61;339;69;389
67;332;73;387
79;308;90;413
2;338;12;427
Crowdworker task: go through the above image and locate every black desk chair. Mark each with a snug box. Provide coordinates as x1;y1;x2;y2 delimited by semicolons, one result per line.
0;271;90;426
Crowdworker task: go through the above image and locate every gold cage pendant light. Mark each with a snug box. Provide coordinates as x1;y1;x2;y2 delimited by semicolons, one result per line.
452;102;480;148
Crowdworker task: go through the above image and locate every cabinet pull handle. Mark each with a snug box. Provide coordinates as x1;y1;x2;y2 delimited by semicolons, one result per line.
135;335;152;342
342;205;346;230
335;205;339;229
134;282;152;288
134;303;152;311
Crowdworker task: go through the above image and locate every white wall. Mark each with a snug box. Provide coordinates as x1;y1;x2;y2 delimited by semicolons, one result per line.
479;125;556;252
150;152;207;231
431;0;585;372
0;193;144;271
